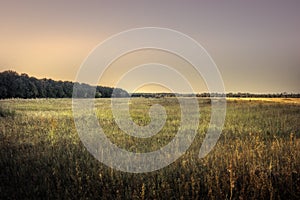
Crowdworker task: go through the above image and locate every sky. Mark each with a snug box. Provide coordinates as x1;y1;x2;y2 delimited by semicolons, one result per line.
0;0;299;93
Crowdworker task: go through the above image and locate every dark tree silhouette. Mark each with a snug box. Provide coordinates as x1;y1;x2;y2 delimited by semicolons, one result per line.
0;70;129;99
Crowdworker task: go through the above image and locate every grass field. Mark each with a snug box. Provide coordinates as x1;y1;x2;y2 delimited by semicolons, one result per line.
0;98;300;199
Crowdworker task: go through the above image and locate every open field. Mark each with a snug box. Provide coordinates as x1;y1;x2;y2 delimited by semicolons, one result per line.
0;98;300;199
227;98;300;105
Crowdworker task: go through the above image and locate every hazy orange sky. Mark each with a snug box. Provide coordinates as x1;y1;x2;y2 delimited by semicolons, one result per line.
0;0;299;93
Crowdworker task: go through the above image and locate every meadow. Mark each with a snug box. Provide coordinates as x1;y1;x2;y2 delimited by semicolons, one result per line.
0;98;299;199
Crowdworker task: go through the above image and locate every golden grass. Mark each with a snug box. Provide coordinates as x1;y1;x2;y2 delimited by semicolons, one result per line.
227;97;300;104
0;98;299;199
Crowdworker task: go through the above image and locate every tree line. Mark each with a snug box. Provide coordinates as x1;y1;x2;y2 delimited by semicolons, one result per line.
0;70;129;99
1;70;299;99
131;92;300;98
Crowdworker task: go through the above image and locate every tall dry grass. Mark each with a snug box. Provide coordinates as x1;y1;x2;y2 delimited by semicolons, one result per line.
0;98;299;199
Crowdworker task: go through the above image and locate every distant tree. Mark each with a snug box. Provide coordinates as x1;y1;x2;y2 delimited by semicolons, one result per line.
0;70;19;98
95;92;102;98
0;86;7;98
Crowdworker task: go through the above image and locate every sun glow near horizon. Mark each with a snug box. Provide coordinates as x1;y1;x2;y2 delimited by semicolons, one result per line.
0;0;299;93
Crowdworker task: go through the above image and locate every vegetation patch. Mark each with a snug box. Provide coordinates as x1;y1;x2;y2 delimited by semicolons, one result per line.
0;105;15;118
0;98;299;199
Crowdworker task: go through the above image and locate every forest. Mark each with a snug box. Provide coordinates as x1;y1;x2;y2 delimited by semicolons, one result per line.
0;70;129;99
0;70;299;99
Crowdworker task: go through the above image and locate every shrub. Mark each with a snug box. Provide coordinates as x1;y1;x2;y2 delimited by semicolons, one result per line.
0;106;15;118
